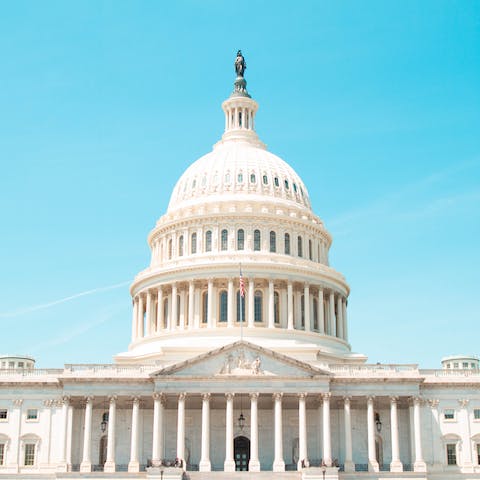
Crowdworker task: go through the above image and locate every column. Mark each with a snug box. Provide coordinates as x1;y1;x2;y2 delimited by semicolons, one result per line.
459;399;474;470
131;297;138;341
367;396;379;472
176;393;186;467
199;394;211;471
137;295;144;338
152;393;165;465
343;397;355;472
322;393;332;466
273;393;285;471
342;298;348;341
304;285;310;332
298;393;308;470
389;396;402;472
318;289;325;333
428;399;442;470
413;397;426;471
188;282;194;329
249;393;260;471
248;279;255;328
145;291;153;336
329;292;336;336
156;288;163;332
179;289;186;329
66;404;73;469
128;397;140;472
80;397;93;472
57;396;69;472
104;396;117;472
171;283;178;330
227;278;234;328
224;393;235;471
287;282;294;330
207;279;214;328
337;295;344;339
268;280;275;328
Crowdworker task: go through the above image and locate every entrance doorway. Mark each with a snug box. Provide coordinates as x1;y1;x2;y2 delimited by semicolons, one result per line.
234;436;250;471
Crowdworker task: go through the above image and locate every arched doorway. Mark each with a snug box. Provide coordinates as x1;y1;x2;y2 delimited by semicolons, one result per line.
234;436;250;471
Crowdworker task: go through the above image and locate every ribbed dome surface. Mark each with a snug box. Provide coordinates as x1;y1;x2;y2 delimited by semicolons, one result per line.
167;140;311;213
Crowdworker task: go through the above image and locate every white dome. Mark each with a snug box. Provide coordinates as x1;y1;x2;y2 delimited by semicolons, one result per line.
167;140;311;213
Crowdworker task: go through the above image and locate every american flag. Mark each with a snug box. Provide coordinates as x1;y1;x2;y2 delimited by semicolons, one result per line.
239;269;246;298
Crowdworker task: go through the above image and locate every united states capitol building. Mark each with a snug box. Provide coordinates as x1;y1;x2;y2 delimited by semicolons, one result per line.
1;53;480;480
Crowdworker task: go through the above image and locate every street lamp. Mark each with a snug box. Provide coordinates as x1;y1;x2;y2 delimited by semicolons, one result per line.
375;412;382;433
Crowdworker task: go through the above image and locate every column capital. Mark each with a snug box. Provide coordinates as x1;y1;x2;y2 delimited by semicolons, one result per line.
62;395;70;404
273;392;283;401
178;392;187;401
389;396;399;404
298;392;308;399
321;392;331;401
412;396;423;406
343;396;351;404
153;392;165;404
108;395;117;404
84;396;94;404
202;393;211;401
427;398;439;408
458;398;469;408
43;399;55;407
366;395;375;404
131;396;141;405
250;392;259;400
225;392;235;400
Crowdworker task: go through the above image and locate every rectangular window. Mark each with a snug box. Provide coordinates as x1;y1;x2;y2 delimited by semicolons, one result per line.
0;409;7;420
446;443;456;465
474;408;480;420
8;362;14;368
444;409;455;420
18;362;24;368
0;443;4;465
26;409;38;420
463;362;469;368
24;443;35;466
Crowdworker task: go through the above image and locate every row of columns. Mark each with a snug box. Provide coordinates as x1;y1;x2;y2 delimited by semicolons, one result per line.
151;227;329;266
70;393;426;473
132;281;348;342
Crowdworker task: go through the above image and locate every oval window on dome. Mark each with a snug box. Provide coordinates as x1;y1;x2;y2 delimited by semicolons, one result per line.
237;173;243;183
274;177;279;188
250;173;256;184
262;175;268;185
284;180;289;190
225;173;231;184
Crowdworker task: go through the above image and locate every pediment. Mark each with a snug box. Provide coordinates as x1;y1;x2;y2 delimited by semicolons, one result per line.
151;341;330;379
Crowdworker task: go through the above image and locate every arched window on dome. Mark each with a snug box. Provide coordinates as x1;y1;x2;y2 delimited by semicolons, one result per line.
238;111;242;128
250;173;256;184
300;295;305;329
221;229;228;251
178;235;184;257
270;231;276;253
192;179;197;189
284;179;289;190
293;183;298;193
308;239;312;261
254;230;261;251
284;233;291;255
191;233;197;254
313;298;319;331
297;236;303;257
237;229;244;250
219;290;228;323
202;292;208;324
254;290;263;323
237;173;244;184
163;298;169;330
236;290;246;323
274;177;280;188
225;173;231;184
274;291;280;325
168;239;173;259
205;230;212;252
263;175;268;185
201;175;207;187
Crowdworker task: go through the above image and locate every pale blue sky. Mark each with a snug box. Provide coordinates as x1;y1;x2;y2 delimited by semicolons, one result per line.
0;1;479;368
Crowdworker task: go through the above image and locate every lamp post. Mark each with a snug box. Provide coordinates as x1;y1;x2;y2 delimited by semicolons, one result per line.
321;465;326;479
375;412;382;433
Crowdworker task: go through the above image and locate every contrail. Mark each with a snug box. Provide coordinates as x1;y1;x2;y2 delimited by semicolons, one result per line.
0;281;131;318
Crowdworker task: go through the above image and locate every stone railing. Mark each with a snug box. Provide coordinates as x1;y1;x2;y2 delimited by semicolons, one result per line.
329;364;419;377
421;369;480;378
0;368;63;378
62;364;157;377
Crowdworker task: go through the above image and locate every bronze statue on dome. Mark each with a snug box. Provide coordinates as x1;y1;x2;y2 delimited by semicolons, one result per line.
235;50;246;77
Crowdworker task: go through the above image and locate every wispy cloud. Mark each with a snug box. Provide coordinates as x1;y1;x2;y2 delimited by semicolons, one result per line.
29;306;122;353
0;281;130;318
